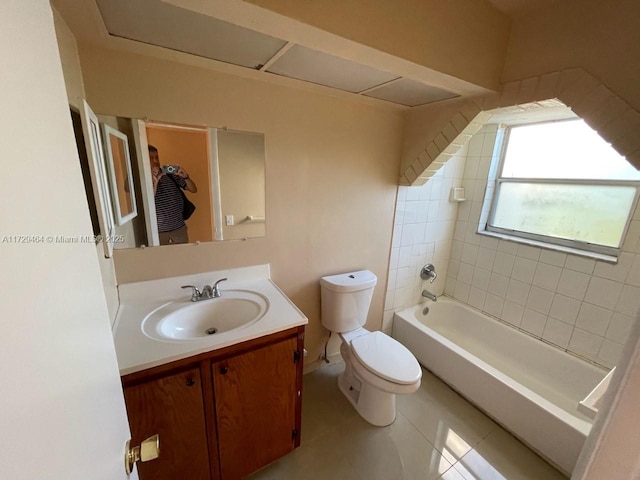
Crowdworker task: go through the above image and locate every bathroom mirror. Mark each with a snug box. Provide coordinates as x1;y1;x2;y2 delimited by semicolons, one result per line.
80;100;116;258
102;124;138;226
94;115;266;249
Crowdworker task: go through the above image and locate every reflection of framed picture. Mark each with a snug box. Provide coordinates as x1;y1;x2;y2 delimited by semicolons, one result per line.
102;124;138;226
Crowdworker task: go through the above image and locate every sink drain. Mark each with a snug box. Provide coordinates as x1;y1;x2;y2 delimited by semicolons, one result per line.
206;327;218;335
422;306;430;316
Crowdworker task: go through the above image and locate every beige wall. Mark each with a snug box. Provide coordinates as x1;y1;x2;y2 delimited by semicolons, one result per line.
1;2;132;476
51;7;84;109
244;0;510;91
218;130;266;240
78;45;405;364
503;0;640;112
52;7;120;325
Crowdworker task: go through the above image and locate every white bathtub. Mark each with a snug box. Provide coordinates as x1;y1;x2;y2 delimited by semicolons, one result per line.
393;296;608;475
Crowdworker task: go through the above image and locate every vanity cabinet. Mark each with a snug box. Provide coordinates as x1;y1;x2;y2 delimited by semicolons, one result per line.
122;326;304;480
123;367;212;479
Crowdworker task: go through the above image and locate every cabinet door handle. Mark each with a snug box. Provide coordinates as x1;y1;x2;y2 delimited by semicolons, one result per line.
186;377;195;387
219;366;228;375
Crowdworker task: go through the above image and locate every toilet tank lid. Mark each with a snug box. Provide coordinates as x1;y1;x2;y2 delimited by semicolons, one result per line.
320;270;377;292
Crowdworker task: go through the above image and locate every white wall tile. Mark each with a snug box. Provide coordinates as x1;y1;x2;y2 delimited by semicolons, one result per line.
458;262;474;284
517;244;541;261
406;186;421;201
584;277;623;311
461;243;479;265
493;252;515;277
512;257;537;284
484;293;504;318
455;281;471;303
549;294;582;325
472;268;491;291
445;277;457;296
388;124;639;367
539;250;567;267
488;273;509;298
616;284;640;317
476;247;496;270
498;240;518;255
556;269;591;300
576;303;612;336
501;300;524;327
565;255;596;274
626;254;640;286
506;279;531;306
532;263;562;291
597;339;624;368
622;220;640;252
593;252;634;282
526;286;554;315
569;328;604;361
542;318;573;348
479;235;499;250
522;309;547;337
606;312;636;344
468;287;487;310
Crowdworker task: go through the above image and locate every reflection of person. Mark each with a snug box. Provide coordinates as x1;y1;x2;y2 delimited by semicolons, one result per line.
148;145;197;245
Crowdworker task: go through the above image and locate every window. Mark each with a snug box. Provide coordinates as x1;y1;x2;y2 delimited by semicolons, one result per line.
486;119;640;257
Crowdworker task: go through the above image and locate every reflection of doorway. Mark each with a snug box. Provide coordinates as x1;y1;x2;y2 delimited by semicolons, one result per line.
145;124;214;243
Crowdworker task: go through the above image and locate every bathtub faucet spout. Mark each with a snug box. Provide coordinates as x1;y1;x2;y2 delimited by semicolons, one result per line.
422;289;437;302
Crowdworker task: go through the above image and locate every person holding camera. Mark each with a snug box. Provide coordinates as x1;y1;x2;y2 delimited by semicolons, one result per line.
149;144;197;245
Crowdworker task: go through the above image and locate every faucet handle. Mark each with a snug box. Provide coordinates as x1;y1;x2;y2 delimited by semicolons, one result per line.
420;264;438;283
181;285;201;301
211;277;228;297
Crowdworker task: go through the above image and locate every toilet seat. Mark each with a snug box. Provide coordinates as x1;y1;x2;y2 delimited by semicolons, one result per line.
344;331;422;385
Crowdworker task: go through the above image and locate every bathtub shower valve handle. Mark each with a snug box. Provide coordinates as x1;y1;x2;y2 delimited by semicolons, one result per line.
421;264;437;283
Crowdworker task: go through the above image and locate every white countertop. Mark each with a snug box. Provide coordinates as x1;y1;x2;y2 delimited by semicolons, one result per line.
112;265;308;375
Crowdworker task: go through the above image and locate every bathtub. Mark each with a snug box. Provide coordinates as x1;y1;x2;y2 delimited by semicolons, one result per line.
393;296;608;475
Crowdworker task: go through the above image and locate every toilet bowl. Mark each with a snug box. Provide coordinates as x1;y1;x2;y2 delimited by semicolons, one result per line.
320;270;422;426
338;329;421;426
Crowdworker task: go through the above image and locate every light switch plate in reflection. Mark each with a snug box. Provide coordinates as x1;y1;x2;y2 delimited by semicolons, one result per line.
226;215;234;226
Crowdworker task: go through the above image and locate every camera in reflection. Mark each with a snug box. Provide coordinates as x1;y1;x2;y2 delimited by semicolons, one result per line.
160;164;180;174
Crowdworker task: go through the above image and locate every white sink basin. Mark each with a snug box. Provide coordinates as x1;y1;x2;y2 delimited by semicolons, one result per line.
142;290;269;341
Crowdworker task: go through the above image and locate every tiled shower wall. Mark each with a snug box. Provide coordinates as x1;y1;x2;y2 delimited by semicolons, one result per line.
444;125;640;368
382;145;467;334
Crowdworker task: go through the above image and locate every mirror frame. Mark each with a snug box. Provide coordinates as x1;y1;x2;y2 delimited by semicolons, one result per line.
102;124;138;226
79;99;115;258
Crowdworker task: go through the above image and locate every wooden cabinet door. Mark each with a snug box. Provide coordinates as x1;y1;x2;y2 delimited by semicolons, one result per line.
213;337;298;479
123;367;211;480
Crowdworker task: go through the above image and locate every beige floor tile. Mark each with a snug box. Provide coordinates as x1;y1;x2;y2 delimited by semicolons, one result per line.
300;362;360;443
398;369;500;464
249;362;566;480
451;429;568;480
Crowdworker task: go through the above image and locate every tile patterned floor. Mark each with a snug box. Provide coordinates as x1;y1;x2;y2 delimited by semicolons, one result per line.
247;362;568;480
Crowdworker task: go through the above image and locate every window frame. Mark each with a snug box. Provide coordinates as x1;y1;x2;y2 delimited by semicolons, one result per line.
484;120;640;258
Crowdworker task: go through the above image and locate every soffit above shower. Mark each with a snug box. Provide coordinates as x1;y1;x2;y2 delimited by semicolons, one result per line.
94;0;459;107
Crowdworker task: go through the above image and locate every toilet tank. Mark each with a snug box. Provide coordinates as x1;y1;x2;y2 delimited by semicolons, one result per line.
320;270;377;333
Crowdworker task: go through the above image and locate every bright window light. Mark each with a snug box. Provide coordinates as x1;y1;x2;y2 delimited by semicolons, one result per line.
487;119;640;256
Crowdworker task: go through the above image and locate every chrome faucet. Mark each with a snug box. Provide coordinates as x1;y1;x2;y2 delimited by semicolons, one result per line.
181;277;228;302
422;289;437;302
211;277;228;298
420;264;438;283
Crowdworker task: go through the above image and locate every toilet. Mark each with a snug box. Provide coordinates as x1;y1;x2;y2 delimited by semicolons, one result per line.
320;270;422;426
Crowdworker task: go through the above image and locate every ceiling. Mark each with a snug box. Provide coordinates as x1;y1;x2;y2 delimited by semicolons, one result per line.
94;0;460;107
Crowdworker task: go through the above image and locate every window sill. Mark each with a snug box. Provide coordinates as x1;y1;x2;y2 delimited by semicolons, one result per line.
477;229;619;264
